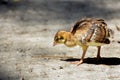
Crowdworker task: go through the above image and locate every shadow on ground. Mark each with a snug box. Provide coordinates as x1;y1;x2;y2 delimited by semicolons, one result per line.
62;57;120;65
0;72;19;80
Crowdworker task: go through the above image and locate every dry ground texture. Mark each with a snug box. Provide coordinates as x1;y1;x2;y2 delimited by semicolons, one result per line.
0;0;120;80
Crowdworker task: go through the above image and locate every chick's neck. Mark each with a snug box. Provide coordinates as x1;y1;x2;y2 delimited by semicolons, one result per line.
64;32;77;47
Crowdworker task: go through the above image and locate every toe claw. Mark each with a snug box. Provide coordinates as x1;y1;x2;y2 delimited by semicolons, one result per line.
70;60;83;66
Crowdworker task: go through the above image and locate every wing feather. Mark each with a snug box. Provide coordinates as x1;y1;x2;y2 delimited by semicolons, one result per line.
70;18;111;45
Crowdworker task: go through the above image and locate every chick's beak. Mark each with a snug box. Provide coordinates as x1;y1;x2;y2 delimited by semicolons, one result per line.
53;42;57;46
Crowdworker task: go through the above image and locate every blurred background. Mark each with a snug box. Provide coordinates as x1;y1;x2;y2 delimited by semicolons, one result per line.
0;0;120;80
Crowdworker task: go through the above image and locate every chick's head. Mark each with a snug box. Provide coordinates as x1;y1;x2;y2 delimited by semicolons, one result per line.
53;31;69;46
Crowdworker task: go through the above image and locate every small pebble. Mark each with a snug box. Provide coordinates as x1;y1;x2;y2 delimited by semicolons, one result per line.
59;66;63;69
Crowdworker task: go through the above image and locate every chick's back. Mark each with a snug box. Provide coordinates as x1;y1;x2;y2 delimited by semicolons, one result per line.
70;18;111;45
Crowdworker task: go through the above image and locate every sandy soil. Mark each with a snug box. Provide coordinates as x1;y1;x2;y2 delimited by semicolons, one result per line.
0;0;120;80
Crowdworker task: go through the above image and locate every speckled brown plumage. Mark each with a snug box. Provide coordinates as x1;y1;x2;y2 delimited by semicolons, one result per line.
70;18;110;45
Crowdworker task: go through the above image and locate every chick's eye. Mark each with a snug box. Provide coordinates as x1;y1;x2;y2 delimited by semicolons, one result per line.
59;37;64;40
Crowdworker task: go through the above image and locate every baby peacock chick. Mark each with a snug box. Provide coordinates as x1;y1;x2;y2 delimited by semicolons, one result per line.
53;18;113;66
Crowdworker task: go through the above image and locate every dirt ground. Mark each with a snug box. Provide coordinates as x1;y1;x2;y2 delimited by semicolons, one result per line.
0;0;120;80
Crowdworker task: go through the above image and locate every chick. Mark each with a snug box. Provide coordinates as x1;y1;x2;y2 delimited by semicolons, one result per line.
53;18;112;66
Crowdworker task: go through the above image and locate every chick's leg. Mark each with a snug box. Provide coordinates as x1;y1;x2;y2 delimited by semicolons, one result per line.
97;46;101;60
77;46;88;66
71;46;88;66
